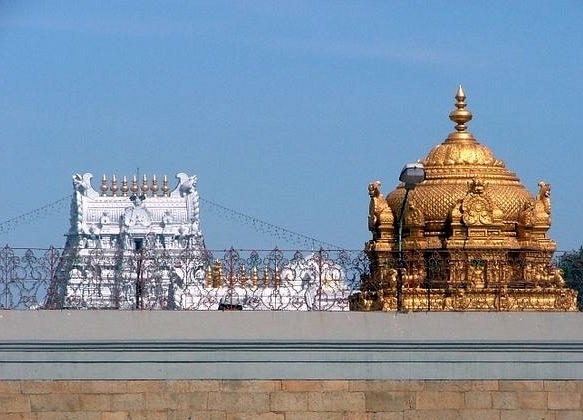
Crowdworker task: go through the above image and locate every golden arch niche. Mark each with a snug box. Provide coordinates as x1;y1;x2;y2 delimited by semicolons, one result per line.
351;87;577;312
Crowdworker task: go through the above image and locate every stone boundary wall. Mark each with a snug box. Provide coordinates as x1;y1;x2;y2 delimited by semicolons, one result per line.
2;311;583;417
2;311;583;380
1;379;582;419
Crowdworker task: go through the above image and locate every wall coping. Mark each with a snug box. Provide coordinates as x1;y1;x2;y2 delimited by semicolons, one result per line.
1;311;582;380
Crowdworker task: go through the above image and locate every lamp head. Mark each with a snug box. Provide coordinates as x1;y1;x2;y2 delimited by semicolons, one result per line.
399;162;426;190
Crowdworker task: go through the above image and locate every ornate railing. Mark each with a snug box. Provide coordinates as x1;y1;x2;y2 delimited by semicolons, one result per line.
0;246;573;311
0;246;369;311
0;246;62;310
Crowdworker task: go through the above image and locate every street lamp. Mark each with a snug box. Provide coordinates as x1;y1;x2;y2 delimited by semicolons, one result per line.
396;162;426;312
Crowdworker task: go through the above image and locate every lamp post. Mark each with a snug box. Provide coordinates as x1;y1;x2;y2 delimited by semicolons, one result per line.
396;162;426;312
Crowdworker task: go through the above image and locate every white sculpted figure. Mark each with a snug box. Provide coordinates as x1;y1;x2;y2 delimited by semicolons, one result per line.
72;173;98;198
122;194;151;228
176;173;197;197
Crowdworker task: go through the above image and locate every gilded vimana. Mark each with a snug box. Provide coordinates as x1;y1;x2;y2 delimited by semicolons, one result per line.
352;86;578;312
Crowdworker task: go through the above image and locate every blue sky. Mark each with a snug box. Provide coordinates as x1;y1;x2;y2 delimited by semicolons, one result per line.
0;1;582;251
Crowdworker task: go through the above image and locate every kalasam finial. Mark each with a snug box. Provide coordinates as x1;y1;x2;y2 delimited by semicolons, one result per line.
448;85;473;134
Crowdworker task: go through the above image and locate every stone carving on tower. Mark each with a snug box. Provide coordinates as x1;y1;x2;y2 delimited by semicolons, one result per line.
46;171;351;311
57;172;207;309
353;86;577;312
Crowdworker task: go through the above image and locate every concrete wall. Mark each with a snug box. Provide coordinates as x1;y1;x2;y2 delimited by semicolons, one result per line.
1;311;583;418
1;311;583;380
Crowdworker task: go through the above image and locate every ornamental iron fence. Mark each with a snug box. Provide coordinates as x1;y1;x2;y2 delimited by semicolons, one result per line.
0;246;368;311
0;245;573;311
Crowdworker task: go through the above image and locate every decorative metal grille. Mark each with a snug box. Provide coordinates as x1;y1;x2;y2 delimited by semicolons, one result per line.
0;246;571;311
0;246;369;311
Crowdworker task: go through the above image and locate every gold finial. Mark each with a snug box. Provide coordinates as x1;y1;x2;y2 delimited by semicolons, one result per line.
100;174;108;196
449;85;473;132
131;175;139;194
121;176;129;197
162;175;169;197
111;175;119;196
212;260;223;288
238;266;248;287
205;264;213;288
151;174;159;196
273;266;280;289
251;266;259;288
141;174;149;194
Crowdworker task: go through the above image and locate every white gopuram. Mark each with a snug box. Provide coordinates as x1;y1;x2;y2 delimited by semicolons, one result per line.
58;172;207;309
53;172;350;311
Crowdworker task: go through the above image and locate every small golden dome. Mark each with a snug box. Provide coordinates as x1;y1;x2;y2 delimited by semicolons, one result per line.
386;86;534;235
359;87;572;312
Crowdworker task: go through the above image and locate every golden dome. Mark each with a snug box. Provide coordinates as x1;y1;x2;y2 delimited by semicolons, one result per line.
359;87;573;312
386;86;534;236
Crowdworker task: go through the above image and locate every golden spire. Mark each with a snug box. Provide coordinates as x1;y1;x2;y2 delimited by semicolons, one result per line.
111;174;119;196
141;174;149;194
151;174;159;196
447;85;474;141
131;175;139;195
100;174;108;196
162;175;169;197
121;176;129;197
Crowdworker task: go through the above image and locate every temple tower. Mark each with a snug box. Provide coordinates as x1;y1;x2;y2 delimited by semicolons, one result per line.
356;87;577;311
50;172;206;309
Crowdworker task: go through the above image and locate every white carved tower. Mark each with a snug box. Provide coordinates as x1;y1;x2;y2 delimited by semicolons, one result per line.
54;172;207;309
